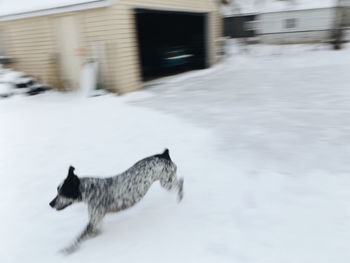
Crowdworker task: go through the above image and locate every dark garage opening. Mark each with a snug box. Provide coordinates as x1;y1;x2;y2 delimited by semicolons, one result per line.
135;9;208;80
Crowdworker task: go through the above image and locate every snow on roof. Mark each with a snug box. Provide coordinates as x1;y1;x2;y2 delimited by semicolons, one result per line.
221;0;338;16
262;0;337;12
0;0;107;17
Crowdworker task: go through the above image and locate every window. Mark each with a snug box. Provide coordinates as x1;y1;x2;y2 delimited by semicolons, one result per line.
285;18;297;29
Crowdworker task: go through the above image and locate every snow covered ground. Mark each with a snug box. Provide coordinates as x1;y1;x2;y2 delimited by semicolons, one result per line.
1;42;350;263
127;42;350;175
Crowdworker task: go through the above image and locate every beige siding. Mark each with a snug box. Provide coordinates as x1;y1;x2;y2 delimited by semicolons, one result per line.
213;10;223;63
79;6;141;93
79;8;119;91
2;17;58;87
120;0;216;11
110;5;141;93
0;0;222;94
108;0;221;93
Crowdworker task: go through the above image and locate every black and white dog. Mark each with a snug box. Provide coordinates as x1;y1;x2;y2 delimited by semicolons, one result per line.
50;149;184;253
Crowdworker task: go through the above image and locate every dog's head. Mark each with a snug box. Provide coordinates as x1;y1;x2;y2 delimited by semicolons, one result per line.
49;166;81;211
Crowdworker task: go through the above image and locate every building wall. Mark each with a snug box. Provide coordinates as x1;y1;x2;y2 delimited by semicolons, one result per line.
0;7;119;90
258;8;336;44
0;0;222;93
340;6;350;26
109;0;221;93
0;17;58;87
79;7;120;91
0;30;7;55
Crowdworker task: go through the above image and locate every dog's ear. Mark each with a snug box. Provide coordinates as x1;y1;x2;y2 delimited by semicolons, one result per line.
67;165;79;182
62;165;81;199
68;166;75;176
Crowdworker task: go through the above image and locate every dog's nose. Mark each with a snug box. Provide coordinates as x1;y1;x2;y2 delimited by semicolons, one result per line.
49;198;56;208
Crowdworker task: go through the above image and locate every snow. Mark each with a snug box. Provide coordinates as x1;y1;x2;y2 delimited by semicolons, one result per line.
127;41;350;174
0;69;24;82
1;41;350;262
0;82;12;96
0;0;106;17
0;68;49;96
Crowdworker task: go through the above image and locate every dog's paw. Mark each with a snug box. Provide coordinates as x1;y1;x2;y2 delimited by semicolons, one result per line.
89;228;101;238
177;177;184;202
59;243;79;255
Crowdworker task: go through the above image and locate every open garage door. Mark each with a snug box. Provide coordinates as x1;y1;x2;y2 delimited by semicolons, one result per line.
135;9;208;80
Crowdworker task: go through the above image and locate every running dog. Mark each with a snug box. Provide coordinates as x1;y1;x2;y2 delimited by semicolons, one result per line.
49;149;184;253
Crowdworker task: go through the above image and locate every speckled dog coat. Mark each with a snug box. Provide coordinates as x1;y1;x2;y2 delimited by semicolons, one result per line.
49;149;183;253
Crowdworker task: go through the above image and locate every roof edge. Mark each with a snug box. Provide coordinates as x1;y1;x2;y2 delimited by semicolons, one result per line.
0;0;110;22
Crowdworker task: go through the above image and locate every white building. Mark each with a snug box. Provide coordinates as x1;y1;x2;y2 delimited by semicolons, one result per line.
221;0;350;44
258;7;336;44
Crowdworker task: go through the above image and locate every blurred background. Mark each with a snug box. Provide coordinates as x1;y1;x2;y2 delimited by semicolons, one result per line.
222;0;350;48
1;1;350;263
1;0;349;95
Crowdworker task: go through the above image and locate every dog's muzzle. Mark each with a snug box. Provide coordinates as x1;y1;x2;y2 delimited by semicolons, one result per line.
49;196;73;210
49;197;57;208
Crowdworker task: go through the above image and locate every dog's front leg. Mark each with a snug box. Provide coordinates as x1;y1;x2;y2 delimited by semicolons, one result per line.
160;176;184;202
60;210;104;254
75;222;97;243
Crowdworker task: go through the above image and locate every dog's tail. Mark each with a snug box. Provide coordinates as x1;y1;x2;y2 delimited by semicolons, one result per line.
159;148;171;161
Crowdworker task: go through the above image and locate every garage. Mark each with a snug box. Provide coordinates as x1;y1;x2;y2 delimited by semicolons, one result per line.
135;9;208;80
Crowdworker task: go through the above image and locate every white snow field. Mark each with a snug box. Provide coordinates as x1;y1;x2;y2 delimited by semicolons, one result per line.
1;42;350;263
